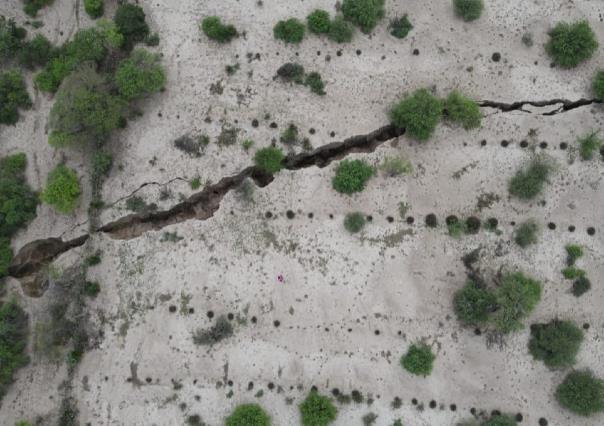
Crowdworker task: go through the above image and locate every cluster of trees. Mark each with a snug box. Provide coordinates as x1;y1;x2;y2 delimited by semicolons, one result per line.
0;299;29;402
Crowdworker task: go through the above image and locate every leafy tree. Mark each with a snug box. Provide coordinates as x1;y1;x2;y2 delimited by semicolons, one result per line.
299;391;338;426
40;165;81;214
341;0;385;33
307;10;331;34
0;17;26;61
545;21;598;68
389;15;413;39
225;403;270;426
332;159;374;194
0;71;32;125
556;370;604;416
389;89;443;141
254;147;284;174
508;157;552;200
328;16;354;43
0;153;38;239
444;90;481;130
0;238;12;278
514;219;539;248
23;0;54;17
18;34;54;69
84;0;103;19
528;319;583;368
492;272;541;333
344;212;366;233
577;132;601;161
48;64;124;147
400;343;435;377
200;16;238;43
273;18;305;44
0;299;29;401
594;71;604;101
115;49;165;100
114;3;149;49
453;281;497;325
453;0;484;22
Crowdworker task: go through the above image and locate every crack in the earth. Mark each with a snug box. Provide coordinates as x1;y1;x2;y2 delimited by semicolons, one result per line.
478;98;601;115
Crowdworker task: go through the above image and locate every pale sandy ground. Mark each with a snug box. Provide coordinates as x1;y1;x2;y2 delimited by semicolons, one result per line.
1;0;604;425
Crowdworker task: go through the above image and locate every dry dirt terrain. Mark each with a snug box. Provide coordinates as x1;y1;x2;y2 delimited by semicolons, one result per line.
1;0;603;425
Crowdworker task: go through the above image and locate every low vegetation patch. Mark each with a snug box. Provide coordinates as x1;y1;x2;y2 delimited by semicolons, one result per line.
401;343;435;377
514;219;539;248
41;165;81;214
508;156;552;200
341;0;385;33
332;159;374;194
0;299;29;402
453;280;497;325
23;0;54;17
577;132;601;161
528;319;583;368
572;276;591;297
492;272;541;333
254;147;284;174
453;0;484;22
273;18;305;44
444;90;481;130
200;16;238;43
389;15;413;39
276;63;326;95
193;315;233;346
299;391;338;426
389;88;442;141
0;71;32;125
593;71;604;101
379;156;412;177
556;370;604;416
344;212;366;233
225;403;270;426
304;72;326;95
545;20;598;68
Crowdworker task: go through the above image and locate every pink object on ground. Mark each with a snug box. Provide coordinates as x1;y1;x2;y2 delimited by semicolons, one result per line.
277;274;284;283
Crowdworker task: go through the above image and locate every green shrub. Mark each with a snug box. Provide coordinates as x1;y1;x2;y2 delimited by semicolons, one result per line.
48;64;124;146
341;0;385;33
114;3;149;49
389;89;443;141
84;0;103;19
276;62;305;83
593;71;604;101
565;244;583;264
280;124;299;145
23;0;54;17
18;34;54;69
572;276;591;297
192;315;233;345
200;16;238;43
40;165;81;214
0;299;29;402
304;72;326;95
328;16;354;43
577;132;601;161
299;391;337;426
514;219;539;248
273;18;305;44
225;403;270;426
446;216;467;238
508;157;552;200
492;272;541;333
545;21;598;68
0;238;12;278
0;17;26;61
528;319;583;368
115;49;165;100
453;0;484;22
389;15;412;39
254;147;284;174
562;266;584;280
379;156;412;177
96;19;124;49
556;370;604;416
0;153;38;240
307;9;331;34
344;212;366;233
0;71;32;126
400;343;435;377
332;159;374;194
453;281;497;325
482;415;517;426
190;177;201;190
82;281;100;298
444;90;481;130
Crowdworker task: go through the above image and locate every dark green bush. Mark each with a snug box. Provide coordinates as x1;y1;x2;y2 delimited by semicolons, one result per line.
307;9;331;34
344;212;366;233
18;34;54;69
328;16;354;43
528;319;583;368
545;21;598;68
453;0;484;22
84;0;103;19
565;244;583;265
40;165;81;214
593;71;604;101
341;0;385;33
0;238;12;278
492;272;541;333
114;3;149;49
115;49;165;100
572;276;591;297
0;153;38;241
400;343;435;377
280;124;299;145
299;391;338;426
0;299;29;402
276;62;305;83
273;18;305;44
225;403;270;426
508;157;552;200
444;90;481;130
23;0;54;17
332;159;374;194
453;281;497;325
482;415;517;426
389;15;412;39
304;72;326;95
578;132;601;160
0;17;26;61
200;16;238;43
82;281;100;298
0;71;32;126
562;266;584;280
254;147;284;174
556;370;604;416
514;219;539;248
193;315;233;345
389;88;443;141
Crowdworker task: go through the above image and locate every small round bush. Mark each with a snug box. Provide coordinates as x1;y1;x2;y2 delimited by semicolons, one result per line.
493;272;541;333
84;0;103;19
276;62;305;83
40;165;81;214
444;90;481;130
332;159;374;194
389;88;443;141
114;4;149;49
453;0;484;22
307;10;331;34
572;276;591;297
578;132;601;161
304;72;325;96
299;391;337;426
200;16;238;43
528;319;583;368
0;71;32;125
389;15;413;39
341;0;385;34
225;403;270;426
453;281;497;325
508;157;552;200
115;49;165;100
328;16;354;43
545;21;598;69
401;343;435;377
254;147;284;174
556;370;604;416
344;212;366;233
23;0;54;17
593;71;604;101
273;18;305;44
514;219;539;248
